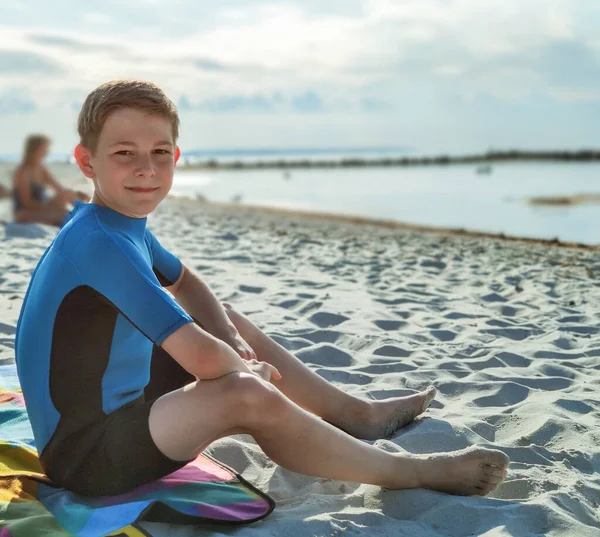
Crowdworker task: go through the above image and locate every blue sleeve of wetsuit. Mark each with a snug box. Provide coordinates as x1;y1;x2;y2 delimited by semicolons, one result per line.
145;229;183;286
73;231;193;345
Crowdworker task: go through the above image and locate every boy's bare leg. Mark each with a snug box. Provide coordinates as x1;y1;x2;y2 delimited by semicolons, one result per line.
148;372;509;495
223;304;436;440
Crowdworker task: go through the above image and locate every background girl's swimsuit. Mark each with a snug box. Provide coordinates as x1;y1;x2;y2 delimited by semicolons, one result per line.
15;203;196;496
13;179;48;211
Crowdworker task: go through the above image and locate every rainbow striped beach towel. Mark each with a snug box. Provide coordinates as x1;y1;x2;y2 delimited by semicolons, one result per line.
0;364;275;537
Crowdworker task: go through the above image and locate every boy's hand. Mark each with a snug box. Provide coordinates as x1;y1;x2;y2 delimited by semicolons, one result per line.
222;333;282;382
226;332;257;361
245;359;282;383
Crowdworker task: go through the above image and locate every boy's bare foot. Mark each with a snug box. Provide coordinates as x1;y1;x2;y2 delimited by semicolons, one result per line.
336;386;437;440
410;447;509;496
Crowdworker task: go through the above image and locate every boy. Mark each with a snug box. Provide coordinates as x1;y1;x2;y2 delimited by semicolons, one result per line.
15;80;508;498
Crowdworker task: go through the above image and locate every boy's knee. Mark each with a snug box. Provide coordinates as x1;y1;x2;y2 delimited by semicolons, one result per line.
230;373;286;428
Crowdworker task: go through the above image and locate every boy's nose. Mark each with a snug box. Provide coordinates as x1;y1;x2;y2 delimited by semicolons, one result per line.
135;155;156;177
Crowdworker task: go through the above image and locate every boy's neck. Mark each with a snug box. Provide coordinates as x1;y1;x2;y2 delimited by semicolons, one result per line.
90;192;149;220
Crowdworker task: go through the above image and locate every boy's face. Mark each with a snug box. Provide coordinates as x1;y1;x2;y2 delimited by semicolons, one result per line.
75;107;180;218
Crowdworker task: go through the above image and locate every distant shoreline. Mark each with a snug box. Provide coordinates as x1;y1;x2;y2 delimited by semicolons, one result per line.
2;149;600;170
178;149;600;170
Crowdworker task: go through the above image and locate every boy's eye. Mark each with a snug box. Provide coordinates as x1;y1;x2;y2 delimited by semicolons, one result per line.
113;149;171;156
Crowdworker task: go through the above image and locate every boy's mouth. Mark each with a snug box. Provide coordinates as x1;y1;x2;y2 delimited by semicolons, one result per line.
126;187;159;193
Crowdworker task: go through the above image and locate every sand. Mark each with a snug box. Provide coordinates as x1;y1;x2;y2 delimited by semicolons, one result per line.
0;171;598;536
528;193;600;207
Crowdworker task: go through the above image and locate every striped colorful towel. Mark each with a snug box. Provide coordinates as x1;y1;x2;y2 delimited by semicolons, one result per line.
0;364;274;537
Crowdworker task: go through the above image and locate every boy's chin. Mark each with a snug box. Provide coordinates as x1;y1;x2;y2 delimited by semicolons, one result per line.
131;200;163;216
113;198;164;218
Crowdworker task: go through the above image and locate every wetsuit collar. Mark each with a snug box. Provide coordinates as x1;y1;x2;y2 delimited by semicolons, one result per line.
89;203;148;236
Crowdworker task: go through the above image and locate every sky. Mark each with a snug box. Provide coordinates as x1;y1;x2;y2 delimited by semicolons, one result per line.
0;0;599;156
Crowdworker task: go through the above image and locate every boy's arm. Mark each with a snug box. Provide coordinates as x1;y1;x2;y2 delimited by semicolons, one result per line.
168;265;252;357
78;231;255;381
161;323;253;380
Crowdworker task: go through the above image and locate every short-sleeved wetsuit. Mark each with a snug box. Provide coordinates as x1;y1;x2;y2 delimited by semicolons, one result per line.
15;203;196;496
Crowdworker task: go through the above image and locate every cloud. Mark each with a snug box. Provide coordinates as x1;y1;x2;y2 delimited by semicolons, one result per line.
0;89;37;115
176;90;387;114
192;58;229;72
0;0;599;154
82;12;112;25
5;0;598;103
291;91;325;113
177;95;193;112
0;49;64;75
535;39;600;89
177;90;334;114
425;37;600;100
360;98;392;112
27;34;123;53
193;94;277;113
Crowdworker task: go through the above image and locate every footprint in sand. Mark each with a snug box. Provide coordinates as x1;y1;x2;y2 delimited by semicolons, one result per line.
309;311;349;328
373;320;406;331
481;292;507;303
473;382;530;407
294;329;341;345
430;329;457;342
495;352;531;367
554;399;593;414
276;299;301;309
420;259;446;270
0;322;16;335
296;343;354;367
482;328;542;341
373;345;412;358
239;284;265;294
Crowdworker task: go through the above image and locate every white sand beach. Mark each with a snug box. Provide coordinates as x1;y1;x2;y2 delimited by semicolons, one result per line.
0;182;598;536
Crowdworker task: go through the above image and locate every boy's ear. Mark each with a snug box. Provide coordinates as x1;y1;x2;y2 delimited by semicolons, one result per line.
174;146;181;165
74;145;95;179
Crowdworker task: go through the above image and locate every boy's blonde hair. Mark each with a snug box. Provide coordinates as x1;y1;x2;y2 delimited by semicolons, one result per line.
77;80;179;152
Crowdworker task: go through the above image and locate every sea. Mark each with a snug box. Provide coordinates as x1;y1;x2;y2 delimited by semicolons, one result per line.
170;150;600;245
4;147;599;245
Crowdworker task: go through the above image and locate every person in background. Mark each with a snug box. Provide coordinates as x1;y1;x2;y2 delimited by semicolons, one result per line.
12;134;89;226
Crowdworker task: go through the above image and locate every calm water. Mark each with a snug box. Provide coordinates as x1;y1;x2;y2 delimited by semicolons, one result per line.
172;162;600;245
